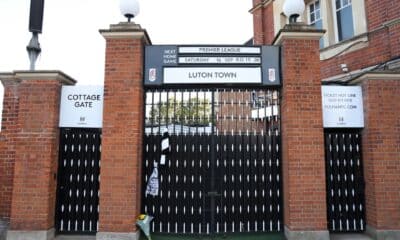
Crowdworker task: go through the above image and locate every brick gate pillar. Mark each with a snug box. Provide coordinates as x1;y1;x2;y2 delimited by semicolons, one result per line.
98;22;150;240
273;24;328;240
351;74;400;239
0;71;76;240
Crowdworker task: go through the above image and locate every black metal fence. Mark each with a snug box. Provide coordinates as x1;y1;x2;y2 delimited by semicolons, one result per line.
55;128;102;234
142;88;282;234
324;130;366;232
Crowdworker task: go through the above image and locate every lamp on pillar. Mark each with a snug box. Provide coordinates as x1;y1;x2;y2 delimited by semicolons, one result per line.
27;0;45;71
283;0;305;23
119;0;140;22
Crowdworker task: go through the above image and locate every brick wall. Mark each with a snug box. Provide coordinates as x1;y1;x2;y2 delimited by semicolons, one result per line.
0;80;19;221
252;2;265;45
99;26;147;233
320;0;400;78
250;0;400;79
262;2;275;45
320;28;392;78
252;1;275;45
277;28;327;232
215;91;278;133
365;0;400;30
361;78;400;230
388;23;400;58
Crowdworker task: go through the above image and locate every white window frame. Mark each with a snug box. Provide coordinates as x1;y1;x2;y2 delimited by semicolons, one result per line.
332;0;355;42
308;0;322;26
307;0;325;48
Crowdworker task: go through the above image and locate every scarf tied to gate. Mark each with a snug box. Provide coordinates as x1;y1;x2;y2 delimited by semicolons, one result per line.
145;161;159;197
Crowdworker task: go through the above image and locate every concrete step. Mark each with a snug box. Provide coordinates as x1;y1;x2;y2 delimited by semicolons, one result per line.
55;235;95;240
4;232;374;240
330;233;373;240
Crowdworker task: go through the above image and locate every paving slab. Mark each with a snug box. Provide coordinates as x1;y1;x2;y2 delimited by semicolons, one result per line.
139;233;286;240
55;235;96;240
0;220;8;240
330;233;373;240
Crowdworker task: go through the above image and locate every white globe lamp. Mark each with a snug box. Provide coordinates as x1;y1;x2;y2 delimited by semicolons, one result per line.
283;0;305;23
120;0;140;22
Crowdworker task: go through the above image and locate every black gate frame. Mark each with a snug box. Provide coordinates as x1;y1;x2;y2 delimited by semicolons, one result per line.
141;86;283;235
324;128;366;233
55;128;102;235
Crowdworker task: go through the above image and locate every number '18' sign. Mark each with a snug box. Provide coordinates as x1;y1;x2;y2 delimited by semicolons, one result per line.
321;86;364;128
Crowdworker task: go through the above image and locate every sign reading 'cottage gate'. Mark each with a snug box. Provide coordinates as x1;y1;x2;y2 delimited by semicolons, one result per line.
59;85;104;128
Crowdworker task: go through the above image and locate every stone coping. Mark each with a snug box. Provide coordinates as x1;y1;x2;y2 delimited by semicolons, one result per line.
0;70;76;85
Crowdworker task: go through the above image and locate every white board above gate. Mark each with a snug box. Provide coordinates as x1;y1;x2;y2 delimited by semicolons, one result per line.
59;85;104;128
321;86;364;128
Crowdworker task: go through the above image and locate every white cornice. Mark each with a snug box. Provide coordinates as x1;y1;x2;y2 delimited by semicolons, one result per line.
383;17;400;27
350;72;400;84
249;0;273;13
100;22;151;45
0;71;76;85
274;30;325;45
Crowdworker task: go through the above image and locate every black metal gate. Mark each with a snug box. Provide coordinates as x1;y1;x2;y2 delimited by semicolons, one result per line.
324;130;366;232
142;88;282;234
55;128;101;234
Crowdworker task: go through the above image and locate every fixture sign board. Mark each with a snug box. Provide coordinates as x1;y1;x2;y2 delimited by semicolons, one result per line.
164;67;262;84
321;86;364;128
59;85;104;128
144;45;281;86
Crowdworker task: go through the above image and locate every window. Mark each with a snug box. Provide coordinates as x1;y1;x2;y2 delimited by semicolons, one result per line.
334;0;354;41
274;0;367;54
309;0;324;48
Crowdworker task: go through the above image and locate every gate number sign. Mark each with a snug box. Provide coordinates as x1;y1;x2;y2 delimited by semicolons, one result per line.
321;86;364;128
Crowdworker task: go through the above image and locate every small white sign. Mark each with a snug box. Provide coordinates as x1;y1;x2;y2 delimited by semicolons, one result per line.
321;86;364;128
149;68;157;82
178;46;261;54
59;85;104;128
268;68;276;82
161;138;169;151
178;56;261;64
164;67;262;84
251;106;279;119
160;155;166;165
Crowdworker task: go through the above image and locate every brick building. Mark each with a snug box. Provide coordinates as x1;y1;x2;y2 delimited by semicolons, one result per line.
251;0;400;239
0;1;399;240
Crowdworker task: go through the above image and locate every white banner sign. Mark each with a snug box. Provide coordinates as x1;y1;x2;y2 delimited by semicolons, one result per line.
59;85;104;128
164;67;262;84
251;106;279;119
178;46;261;54
321;86;364;128
178;56;261;64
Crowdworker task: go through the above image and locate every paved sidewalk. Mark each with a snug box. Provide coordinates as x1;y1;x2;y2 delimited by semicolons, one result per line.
55;236;95;240
330;233;373;240
53;233;374;240
0;220;8;240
